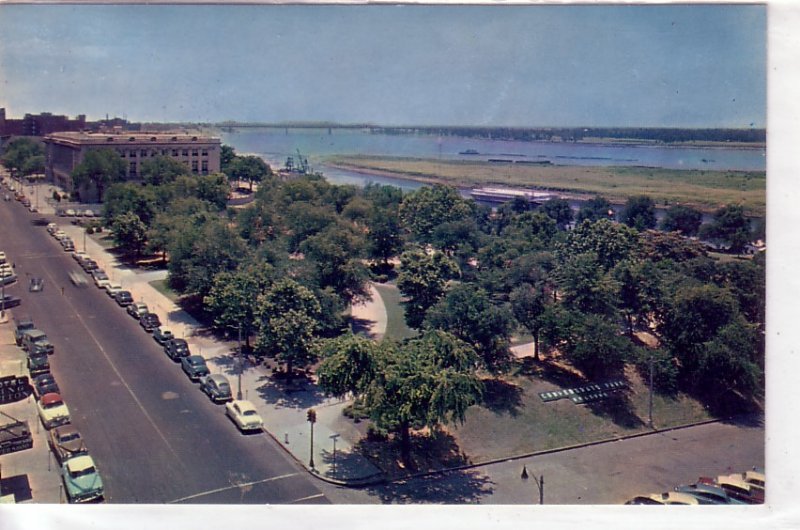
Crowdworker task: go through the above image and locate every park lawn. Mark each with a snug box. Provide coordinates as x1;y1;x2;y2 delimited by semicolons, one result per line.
89;232;116;250
326;155;766;216
372;282;418;341
149;279;180;303
449;363;713;465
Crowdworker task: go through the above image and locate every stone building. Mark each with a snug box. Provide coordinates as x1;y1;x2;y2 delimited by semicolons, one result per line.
44;131;222;200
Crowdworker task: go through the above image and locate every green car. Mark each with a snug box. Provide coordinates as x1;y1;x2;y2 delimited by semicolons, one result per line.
62;455;104;503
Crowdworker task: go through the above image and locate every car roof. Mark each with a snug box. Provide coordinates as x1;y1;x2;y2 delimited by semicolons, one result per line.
207;374;229;384
41;392;63;405
66;455;95;472
234;400;257;412
54;424;80;437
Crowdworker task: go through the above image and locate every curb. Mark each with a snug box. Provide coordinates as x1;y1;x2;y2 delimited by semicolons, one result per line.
374;414;756;486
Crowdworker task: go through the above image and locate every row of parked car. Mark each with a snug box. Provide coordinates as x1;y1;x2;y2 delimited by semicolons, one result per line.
64;233;267;434
625;467;765;505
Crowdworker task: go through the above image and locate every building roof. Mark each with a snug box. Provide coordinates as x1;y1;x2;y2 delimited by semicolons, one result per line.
44;131;220;146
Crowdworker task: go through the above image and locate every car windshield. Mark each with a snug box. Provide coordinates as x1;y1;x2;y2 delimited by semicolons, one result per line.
60;432;80;443
243;410;257;416
218;383;231;392
44;401;63;409
70;466;96;478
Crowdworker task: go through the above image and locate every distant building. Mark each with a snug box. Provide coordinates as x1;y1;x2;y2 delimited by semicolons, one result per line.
0;108;86;136
44;131;222;200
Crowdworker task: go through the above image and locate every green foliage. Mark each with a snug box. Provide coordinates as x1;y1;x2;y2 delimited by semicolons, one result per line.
111;211;148;257
71;148;126;201
220;144;236;175
424;284;513;372
660;205;703;236
229;155;271;190
637;229;707;263
366;209;404;265
557;252;619;317
575;195;613;224
203;263;274;344
399;184;476;243
103;183;157;226
1;137;44;174
317;333;380;398
560;218;639;271
299;223;369;302
255;279;322;374
140;155;190;186
612;259;663;334
619;195;657;231
699;203;752;253
541;197;574;229
396;249;459;329
510;282;549;359
560;313;633;379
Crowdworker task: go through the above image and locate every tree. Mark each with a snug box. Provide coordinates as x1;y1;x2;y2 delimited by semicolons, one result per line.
230;155;271;191
424;284;514;372
612;259;663;335
1;137;43;175
71;148;126;201
619;195;657;231
362;331;483;467
510;282;548;360
103;183;157;226
317;333;380;398
140;155;190;186
299;223;370;302
396;249;459;329
660;205;703;236
220;144;236;175
203;263;274;348
559;219;639;271
560;313;633;379
255;279;322;376
111;212;148;258
399;184;475;243
366;209;404;267
542;198;574;229
556;252;619;317
699;204;751;253
21;154;45;176
575;195;613;224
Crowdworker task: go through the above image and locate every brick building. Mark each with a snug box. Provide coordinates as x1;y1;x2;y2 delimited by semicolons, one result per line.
0;108;86;136
44;131;222;200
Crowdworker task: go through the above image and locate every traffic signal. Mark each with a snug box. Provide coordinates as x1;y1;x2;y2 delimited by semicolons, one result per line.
307;408;316;424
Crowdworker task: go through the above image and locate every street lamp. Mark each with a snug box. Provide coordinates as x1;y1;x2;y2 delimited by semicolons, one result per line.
237;323;243;400
307;409;317;470
648;356;654;429
521;465;544;505
329;433;340;478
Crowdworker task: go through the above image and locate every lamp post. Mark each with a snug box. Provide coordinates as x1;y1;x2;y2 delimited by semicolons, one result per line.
307;409;317;470
237;323;243;400
329;433;340;478
521;465;544;505
648;356;654;429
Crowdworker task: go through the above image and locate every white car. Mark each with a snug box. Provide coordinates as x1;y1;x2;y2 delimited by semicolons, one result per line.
72;250;88;262
46;223;58;234
225;400;264;433
37;392;71;429
0;251;6;263
54;230;67;240
104;283;122;297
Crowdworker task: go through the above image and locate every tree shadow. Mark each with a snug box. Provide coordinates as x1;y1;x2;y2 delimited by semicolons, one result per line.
516;357;586;389
253;374;329;409
721;412;765;429
584;392;644;429
365;468;495;504
349;316;378;338
480;378;523;417
0;474;32;502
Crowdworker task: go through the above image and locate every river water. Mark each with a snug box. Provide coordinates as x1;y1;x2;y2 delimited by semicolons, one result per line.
220;127;766;192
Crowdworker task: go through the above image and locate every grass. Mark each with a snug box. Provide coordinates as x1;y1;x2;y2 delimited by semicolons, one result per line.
372;282;418;341
149;279;180;303
89;232;117;250
326;155;766;216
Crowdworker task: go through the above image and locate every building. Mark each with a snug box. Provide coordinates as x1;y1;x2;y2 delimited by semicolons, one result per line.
44;131;222;200
0;108;86;136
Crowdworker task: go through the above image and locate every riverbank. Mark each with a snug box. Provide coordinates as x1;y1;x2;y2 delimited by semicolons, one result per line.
325;155;766;216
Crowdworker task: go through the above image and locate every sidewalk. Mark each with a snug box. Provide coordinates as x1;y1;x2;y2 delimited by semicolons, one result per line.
56;218;384;486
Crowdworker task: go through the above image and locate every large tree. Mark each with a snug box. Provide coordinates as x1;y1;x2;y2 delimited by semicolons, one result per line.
140;155;190;186
560;218;639;271
1;137;44;175
557;252;619;317
103;183;157;226
542;197;574;229
510;282;549;360
399;184;476;243
396;249;459;329
560;313;634;379
230;155;271;191
255;279;322;376
111;211;148;258
299;223;370;302
699;204;751;253
424;284;514;372
575;195;613;224
619;195;657;231
660;205;703;236
71;148;126;201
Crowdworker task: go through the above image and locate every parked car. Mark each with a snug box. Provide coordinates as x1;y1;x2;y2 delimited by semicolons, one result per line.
104;283;122;298
164;338;190;361
49;425;88;464
28;350;50;376
37;392;70;429
0;251;6;263
14;318;35;345
93;271;110;289
71;250;88;262
225;400;264;433
62;240;75;252
21;329;54;355
80;259;99;273
152;327;174;345
115;291;134;307
29;277;44;292
65;208;76;217
32;373;60;399
139;312;161;332
126;302;148;320
675;483;746;505
46;223;58;234
200;374;233;403
181;355;210;381
0;294;21;308
61;455;104;503
642;491;700;505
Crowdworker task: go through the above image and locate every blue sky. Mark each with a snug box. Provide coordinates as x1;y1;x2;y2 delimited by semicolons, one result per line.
0;4;766;128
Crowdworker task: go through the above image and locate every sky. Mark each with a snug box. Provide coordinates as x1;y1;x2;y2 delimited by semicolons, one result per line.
0;3;767;128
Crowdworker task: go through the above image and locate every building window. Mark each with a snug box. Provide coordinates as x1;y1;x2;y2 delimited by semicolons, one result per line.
172;149;179;156
201;149;208;156
129;162;137;176
120;150;126;158
191;160;199;173
182;149;189;156
128;150;136;158
201;160;208;174
192;149;198;156
162;149;168;156
140;149;148;157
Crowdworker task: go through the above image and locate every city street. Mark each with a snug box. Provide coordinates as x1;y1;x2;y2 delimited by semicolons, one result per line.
0;190;328;504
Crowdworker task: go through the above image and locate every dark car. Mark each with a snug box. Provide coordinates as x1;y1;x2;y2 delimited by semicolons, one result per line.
139;313;161;332
152;327;174;345
32;373;60;398
199;374;233;403
180;355;210;381
114;291;133;307
0;294;21;308
164;338;190;361
28;351;51;376
14;317;35;345
48;424;88;465
29;277;44;292
80;259;99;273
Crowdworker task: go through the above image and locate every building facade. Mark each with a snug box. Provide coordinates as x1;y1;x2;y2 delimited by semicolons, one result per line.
0;108;87;136
44;131;222;200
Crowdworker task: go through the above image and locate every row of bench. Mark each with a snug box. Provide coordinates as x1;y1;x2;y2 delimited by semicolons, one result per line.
538;379;627;404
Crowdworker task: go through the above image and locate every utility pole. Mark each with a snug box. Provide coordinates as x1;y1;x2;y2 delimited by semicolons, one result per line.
237;323;243;400
307;409;317;470
648;356;654;429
